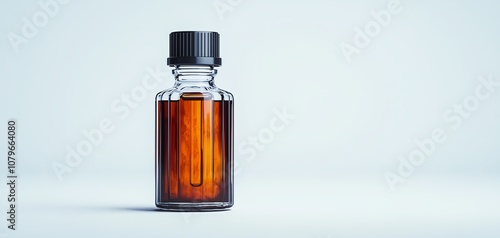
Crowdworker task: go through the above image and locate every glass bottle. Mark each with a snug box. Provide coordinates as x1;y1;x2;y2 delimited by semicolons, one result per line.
155;31;234;211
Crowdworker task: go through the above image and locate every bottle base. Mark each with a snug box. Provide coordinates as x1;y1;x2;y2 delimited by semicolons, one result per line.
155;202;233;212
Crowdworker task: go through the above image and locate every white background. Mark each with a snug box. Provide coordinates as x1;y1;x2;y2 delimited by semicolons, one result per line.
1;0;500;237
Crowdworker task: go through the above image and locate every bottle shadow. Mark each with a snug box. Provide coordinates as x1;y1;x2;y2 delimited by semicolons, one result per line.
113;206;230;213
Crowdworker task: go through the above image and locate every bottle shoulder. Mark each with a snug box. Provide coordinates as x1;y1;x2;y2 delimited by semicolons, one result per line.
156;86;233;101
216;88;234;100
156;87;176;100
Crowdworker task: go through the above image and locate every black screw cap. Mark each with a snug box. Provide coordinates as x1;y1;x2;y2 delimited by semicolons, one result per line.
167;31;222;67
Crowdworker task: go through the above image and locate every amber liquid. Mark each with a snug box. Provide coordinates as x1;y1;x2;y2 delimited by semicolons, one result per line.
157;93;233;203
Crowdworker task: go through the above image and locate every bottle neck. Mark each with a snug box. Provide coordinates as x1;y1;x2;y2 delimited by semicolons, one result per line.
173;65;217;87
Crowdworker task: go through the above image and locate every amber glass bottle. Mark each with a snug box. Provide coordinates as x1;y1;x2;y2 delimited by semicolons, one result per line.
155;31;234;211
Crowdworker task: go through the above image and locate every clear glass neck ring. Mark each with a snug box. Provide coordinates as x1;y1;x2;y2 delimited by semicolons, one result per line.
173;65;217;82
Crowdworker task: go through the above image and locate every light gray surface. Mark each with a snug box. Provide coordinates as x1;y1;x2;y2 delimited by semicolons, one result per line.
15;177;500;237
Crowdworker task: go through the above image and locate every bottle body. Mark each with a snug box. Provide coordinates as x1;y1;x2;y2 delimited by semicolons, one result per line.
155;66;234;211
